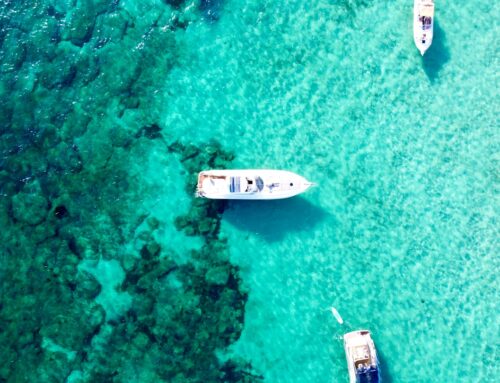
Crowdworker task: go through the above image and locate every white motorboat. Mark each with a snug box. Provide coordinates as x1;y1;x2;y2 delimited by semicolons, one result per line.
344;330;381;383
413;0;435;55
196;169;314;200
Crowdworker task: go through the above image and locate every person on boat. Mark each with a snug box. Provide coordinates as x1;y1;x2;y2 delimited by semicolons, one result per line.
268;183;279;192
245;178;256;193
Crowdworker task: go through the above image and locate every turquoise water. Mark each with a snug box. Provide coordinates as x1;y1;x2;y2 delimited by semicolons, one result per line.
0;0;498;382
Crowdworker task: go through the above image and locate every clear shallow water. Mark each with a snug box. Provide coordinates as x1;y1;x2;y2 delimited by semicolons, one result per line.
168;0;499;381
0;0;498;382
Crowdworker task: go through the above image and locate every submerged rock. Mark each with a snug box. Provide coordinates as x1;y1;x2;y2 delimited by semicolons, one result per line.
135;123;162;140
40;302;105;351
205;265;230;286
0;29;27;72
164;0;186;8
200;0;224;21
93;10;131;49
79;259;133;322
11;181;49;225
62;7;96;47
47;141;83;172
38;58;77;89
74;270;101;300
53;205;69;219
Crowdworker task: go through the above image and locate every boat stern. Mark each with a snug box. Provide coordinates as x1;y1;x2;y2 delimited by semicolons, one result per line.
196;172;206;197
343;330;380;383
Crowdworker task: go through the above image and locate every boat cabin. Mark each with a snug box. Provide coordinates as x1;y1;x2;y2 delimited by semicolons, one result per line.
229;176;264;193
418;3;434;30
353;344;372;370
196;169;312;200
352;343;379;382
344;330;380;383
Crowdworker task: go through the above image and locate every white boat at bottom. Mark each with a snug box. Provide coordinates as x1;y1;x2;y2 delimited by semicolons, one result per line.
413;0;435;55
344;330;381;383
196;169;314;200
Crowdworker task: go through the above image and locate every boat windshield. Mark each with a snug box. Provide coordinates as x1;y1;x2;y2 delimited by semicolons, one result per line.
255;176;264;191
419;15;432;25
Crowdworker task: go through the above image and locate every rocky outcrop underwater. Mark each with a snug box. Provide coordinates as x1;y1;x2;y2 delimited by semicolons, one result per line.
0;0;259;381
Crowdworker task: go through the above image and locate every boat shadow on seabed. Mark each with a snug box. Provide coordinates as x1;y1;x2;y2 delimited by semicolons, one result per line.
376;348;394;383
422;19;450;82
223;197;328;242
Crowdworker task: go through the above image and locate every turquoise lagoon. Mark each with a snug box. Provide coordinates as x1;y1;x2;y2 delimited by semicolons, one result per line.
0;0;498;382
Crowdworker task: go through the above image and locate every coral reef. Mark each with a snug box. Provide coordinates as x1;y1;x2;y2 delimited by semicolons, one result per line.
0;0;259;381
169;140;234;238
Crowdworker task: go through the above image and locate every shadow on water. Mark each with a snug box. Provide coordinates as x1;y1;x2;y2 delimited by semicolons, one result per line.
223;197;328;242
422;20;450;82
377;348;394;383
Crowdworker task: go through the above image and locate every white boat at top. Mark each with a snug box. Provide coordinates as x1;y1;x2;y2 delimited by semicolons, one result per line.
413;0;435;55
196;169;314;200
344;330;381;383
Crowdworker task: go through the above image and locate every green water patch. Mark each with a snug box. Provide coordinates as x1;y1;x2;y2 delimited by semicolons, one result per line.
2;0;497;382
0;234;106;382
0;0;256;381
0;137;262;382
166;139;263;380
0;116;260;380
76;139;262;382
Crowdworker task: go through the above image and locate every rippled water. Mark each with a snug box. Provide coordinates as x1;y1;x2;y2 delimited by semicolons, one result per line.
0;0;498;382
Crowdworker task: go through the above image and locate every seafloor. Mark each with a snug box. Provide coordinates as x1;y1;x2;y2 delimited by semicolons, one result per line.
0;0;498;382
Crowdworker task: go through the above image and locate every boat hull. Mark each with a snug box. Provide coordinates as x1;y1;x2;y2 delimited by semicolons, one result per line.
413;0;434;55
196;169;313;200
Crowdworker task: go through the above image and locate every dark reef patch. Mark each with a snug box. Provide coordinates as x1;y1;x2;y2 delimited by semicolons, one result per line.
66;139;262;382
164;0;187;8
0;0;257;381
135;123;162;140
164;139;261;382
54;204;69;219
168;140;232;239
168;139;235;188
200;0;225;21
